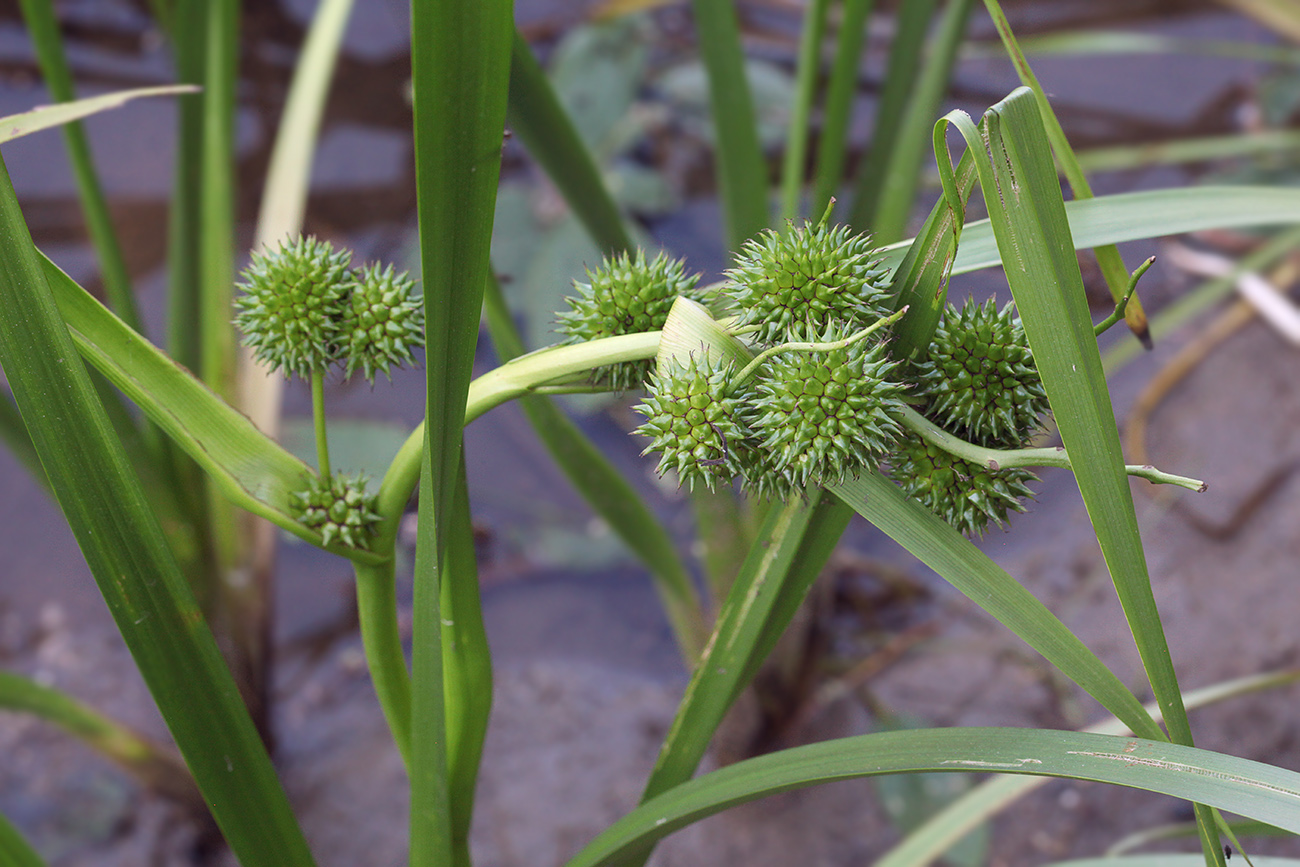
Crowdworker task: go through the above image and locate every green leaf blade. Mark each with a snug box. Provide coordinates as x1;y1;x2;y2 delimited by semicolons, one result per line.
982;89;1193;745
409;1;514;864
832;471;1161;741
691;0;770;246
565;728;1300;867
507;31;634;256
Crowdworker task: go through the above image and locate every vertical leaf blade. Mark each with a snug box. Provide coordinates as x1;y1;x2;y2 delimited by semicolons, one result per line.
871;0;976;244
810;0;875;215
17;0;140;333
982;90;1192;745
692;0;770;246
506;31;634;255
0;810;46;867
976;88;1220;864
409;1;514;864
846;0;938;231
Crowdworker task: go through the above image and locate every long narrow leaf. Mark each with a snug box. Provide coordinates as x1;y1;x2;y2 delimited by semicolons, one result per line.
564;728;1300;867
831;471;1162;741
981;0;1149;340
810;0;875;215
875;668;1300;867
874;186;1300;277
1045;858;1300;867
972;88;1217;860
198;0;238;400
0;670;204;815
887;148;976;360
0;811;46;867
871;0;975;244
778;0;831;221
166;0;204;373
846;0;938;230
15;3;207;570
507;31;634;255
731;495;852;701
194;0;251;717
18;0;142;332
409;1;514;864
640;497;826;805
618;495;832;867
0;84;198;146
443;460;492;862
980;89;1193;744
0;148;315;867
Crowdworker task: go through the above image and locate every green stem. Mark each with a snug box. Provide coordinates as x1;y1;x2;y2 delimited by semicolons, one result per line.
311;369;330;478
899;406;1205;492
354;559;411;770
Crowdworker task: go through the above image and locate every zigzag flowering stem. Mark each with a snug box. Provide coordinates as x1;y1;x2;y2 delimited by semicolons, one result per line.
900;406;1207;492
728;305;909;392
1093;256;1154;338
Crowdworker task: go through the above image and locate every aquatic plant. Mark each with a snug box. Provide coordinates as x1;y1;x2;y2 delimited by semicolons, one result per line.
3;2;1300;867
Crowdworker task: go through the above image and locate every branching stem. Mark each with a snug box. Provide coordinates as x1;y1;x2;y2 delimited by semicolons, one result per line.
900;406;1205;492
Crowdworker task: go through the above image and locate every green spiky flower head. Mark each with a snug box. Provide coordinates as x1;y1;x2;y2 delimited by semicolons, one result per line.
290;471;382;550
748;327;907;497
339;262;424;382
724;218;891;345
558;249;704;391
634;356;753;492
235;236;353;378
913;298;1050;448
888;435;1036;536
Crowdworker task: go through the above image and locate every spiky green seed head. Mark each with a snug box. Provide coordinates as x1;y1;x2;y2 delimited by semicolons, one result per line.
724;220;891;345
912;298;1050;448
290;471;383;550
339;263;424;382
748;329;907;497
235;236;353;378
634;356;753;492
888;435;1036;536
558;249;704;391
